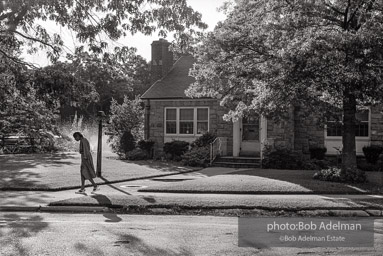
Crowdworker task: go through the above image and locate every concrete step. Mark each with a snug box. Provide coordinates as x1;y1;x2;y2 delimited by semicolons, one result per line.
215;156;261;164
212;161;260;169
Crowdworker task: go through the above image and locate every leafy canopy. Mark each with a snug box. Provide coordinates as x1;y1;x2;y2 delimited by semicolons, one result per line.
0;0;207;64
188;0;383;122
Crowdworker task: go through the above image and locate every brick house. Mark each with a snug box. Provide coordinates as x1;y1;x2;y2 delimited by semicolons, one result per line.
141;39;383;160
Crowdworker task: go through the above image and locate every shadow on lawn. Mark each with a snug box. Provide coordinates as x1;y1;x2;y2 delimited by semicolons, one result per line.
117;159;200;173
0;153;77;189
229;169;368;194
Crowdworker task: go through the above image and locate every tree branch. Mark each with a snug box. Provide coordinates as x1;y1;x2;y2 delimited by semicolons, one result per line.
0;48;36;68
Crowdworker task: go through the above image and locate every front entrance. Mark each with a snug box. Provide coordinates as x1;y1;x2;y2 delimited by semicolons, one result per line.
240;116;260;156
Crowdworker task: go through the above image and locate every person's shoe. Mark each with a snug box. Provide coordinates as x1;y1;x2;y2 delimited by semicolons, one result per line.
92;186;100;193
75;189;86;194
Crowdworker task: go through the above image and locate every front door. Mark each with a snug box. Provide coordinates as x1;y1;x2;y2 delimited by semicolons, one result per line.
240;116;260;156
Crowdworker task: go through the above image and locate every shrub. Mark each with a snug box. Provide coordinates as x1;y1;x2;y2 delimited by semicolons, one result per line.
182;146;210;167
163;140;189;160
341;167;367;183
302;159;331;170
262;146;304;170
362;145;383;164
357;162;381;172
126;148;148;160
309;147;327;160
313;167;342;182
191;132;217;148
120;131;136;154
313;167;367;183
137;139;155;157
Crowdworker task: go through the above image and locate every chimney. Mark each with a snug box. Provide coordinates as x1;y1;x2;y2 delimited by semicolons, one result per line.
151;39;174;82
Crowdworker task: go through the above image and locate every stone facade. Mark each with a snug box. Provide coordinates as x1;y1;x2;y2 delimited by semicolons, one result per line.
370;105;383;146
145;99;233;156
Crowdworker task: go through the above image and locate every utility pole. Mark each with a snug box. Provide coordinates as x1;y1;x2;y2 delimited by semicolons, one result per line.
96;111;105;177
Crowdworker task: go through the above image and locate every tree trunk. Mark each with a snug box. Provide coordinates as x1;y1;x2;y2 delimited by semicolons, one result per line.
341;90;357;174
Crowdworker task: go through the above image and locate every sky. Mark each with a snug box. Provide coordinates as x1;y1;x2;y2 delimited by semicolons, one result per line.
22;0;227;66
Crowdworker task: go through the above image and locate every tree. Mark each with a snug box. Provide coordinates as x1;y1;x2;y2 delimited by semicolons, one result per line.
0;0;207;65
187;0;383;175
107;96;144;154
66;46;151;115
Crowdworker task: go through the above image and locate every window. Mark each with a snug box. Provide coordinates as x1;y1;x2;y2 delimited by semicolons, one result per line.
165;109;177;134
326;109;369;137
180;109;194;134
197;108;209;134
165;107;209;135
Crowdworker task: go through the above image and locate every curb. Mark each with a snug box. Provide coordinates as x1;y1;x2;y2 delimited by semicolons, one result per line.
2;205;381;217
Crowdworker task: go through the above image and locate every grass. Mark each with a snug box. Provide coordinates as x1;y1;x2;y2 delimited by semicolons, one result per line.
0;152;199;190
138;168;383;194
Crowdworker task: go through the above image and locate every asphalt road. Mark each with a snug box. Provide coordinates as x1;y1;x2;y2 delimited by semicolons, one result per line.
0;212;382;256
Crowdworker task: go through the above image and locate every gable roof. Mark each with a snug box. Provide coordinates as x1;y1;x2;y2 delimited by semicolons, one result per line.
141;55;196;99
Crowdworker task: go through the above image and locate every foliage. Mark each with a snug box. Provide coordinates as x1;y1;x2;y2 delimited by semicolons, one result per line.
357;162;381;172
119;131;136;155
182;146;210;167
190;132;217;148
313;167;342;182
262;146;304;170
107;96;144;154
302;159;331;171
0;0;207;66
313;166;366;183
188;0;383;174
126;148;148;161
362;145;383;164
66;47;151;115
309;147;327;160
163;140;189;161
0;57;58;139
137;139;155;157
341;167;367;183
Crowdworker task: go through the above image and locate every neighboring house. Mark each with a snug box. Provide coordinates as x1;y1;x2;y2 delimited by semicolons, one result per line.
141;39;383;159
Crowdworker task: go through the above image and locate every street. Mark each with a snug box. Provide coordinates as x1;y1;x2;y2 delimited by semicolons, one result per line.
0;212;382;256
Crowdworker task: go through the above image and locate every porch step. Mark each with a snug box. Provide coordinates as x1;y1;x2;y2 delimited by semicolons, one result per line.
212;157;261;168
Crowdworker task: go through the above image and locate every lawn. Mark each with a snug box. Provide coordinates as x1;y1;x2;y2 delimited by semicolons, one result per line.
138;168;383;194
0;152;199;190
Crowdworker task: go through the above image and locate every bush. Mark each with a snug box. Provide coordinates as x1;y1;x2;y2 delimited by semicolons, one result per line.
120;131;135;154
313;167;342;182
309;147;327;160
163;140;189;160
341;167;367;183
137;139;155;157
362;145;383;164
182;146;210;167
302;159;331;170
126;148;148;160
313;166;367;183
357;162;381;172
262;146;304;170
191;132;217;148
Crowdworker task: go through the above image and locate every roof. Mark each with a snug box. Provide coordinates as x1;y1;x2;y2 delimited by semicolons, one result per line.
141;55;196;99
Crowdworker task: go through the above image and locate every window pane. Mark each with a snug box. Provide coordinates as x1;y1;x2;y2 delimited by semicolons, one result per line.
180;109;194;120
166;109;176;120
327;122;342;137
197;122;208;134
180;122;194;134
166;121;176;134
197;108;208;121
356;123;369;137
356;110;369;122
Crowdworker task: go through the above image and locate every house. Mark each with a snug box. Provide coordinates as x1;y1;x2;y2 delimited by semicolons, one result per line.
141;39;383;160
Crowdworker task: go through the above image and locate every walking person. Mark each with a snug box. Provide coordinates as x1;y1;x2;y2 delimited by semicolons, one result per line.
73;132;99;194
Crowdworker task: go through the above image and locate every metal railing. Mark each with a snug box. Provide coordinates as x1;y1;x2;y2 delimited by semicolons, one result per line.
210;137;227;165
